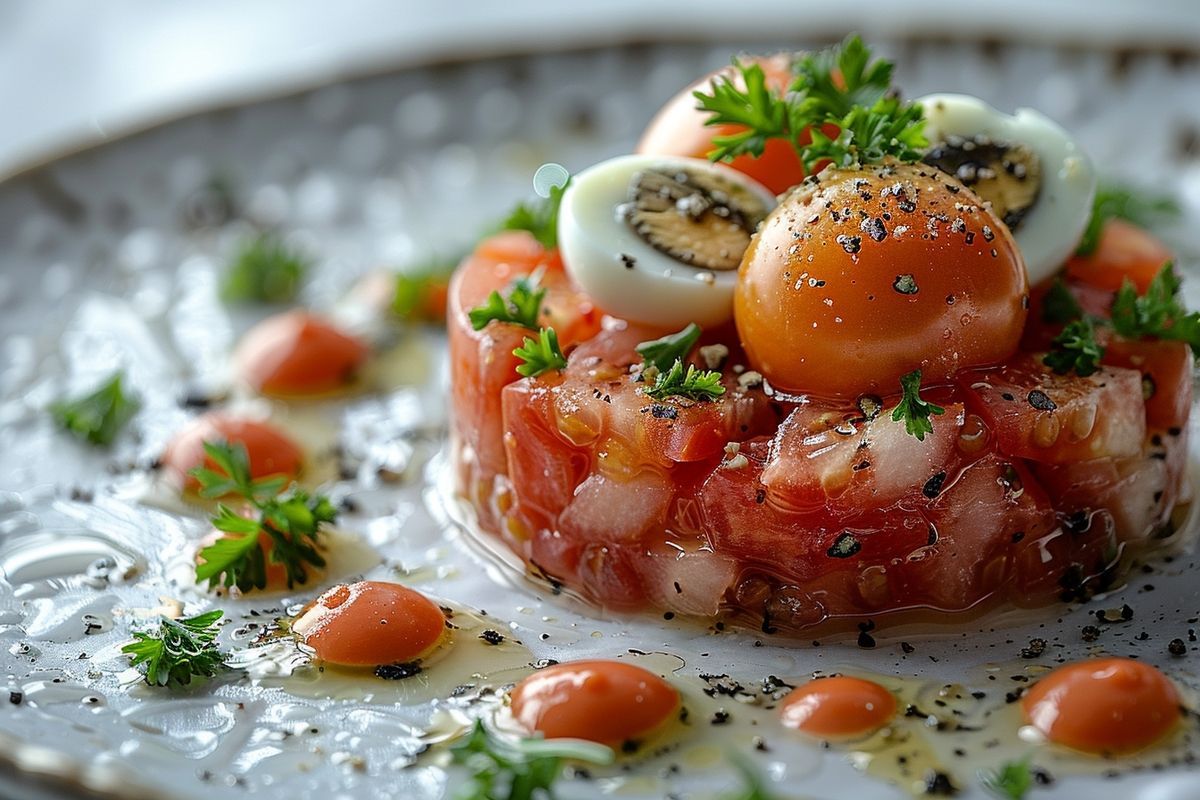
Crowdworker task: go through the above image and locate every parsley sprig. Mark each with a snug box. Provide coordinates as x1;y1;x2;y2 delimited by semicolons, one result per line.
1076;184;1180;257
469;277;546;331
393;255;458;323
121;610;227;689
1040;279;1084;324
635;323;703;372
501;180;570;250
693;36;926;170
192;441;333;592
449;720;613;800
50;372;139;447
1111;262;1200;355
891;369;946;441
514;327;568;378
645;359;726;402
1043;317;1104;377
981;757;1033;800
221;234;310;304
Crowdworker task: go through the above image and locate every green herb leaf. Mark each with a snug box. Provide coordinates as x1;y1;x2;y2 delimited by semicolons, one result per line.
190;441;333;592
635;323;703;373
645;358;726;402
1041;279;1084;324
1111;262;1200;355
721;753;781;800
221;234;310;303
393;255;459;322
450;720;613;800
513;327;568;378
121;610;227;689
502;179;570;250
891;369;946;441
801;96;927;172
692;59;793;162
50;373;139;446
468;277;546;331
789;34;894;120
1076;184;1181;257
981;757;1034;800
1043;317;1104;377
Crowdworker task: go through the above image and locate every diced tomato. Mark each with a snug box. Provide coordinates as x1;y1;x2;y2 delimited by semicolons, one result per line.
1021;278;1116;351
1065;219;1173;294
1103;338;1194;430
960;356;1145;464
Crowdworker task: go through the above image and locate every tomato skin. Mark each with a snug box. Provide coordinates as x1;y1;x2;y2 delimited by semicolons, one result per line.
1103;337;1194;430
637;54;819;195
236;310;369;396
1065;219;1173;294
735;163;1028;398
162;414;304;492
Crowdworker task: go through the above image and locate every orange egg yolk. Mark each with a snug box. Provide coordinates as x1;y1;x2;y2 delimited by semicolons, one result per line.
779;676;897;739
509;660;680;745
235;310;369;396
162;414;304;493
292;581;446;667
1022;658;1181;754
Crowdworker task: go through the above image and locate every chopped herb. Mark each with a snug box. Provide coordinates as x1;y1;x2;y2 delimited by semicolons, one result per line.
1040;279;1083;324
1110;262;1200;354
221;234;310;303
501;179;570;250
120;610;227;689
468;277;545;331
50;372;139;446
1076;184;1180;257
645;358;726;402
449;719;613;800
514;327;568;378
693;36;926;169
891;369;946;441
393;256;459;322
636;323;703;372
981;757;1033;800
192;441;333;592
1043;317;1104;377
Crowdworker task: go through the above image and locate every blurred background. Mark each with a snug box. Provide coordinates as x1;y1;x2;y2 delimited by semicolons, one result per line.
3;0;1200;182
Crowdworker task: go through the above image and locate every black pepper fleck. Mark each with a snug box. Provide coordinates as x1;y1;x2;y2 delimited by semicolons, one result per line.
827;532;862;559
1027;390;1056;411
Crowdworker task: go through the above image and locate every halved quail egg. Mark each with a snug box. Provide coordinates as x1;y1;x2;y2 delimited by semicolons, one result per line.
557;154;775;328
918;93;1096;286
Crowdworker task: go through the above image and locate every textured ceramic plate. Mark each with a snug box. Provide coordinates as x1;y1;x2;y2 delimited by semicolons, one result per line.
2;37;1200;800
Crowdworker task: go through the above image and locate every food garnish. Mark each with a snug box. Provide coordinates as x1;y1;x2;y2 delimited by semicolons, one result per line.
1040;279;1083;324
1111;262;1200;354
221;233;310;303
121;610;227;689
449;719;613;800
644;359;726;402
191;441;333;592
1076;183;1180;257
500;179;570;250
890;369;946;441
50;372;139;446
393;256;457;322
513;327;568;378
980;757;1033;800
469;277;546;331
635;323;703;373
1043;318;1104;377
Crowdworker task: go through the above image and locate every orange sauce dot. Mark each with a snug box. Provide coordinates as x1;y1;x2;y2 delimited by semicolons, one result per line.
510;660;680;745
292;581;446;667
163;414;303;493
236;310;369;396
1022;658;1181;754
779;676;897;739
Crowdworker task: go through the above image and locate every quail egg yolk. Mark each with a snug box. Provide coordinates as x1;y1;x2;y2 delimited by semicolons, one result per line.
779;676;897;739
509;660;680;745
235;310;369;396
162;414;304;493
292;581;447;667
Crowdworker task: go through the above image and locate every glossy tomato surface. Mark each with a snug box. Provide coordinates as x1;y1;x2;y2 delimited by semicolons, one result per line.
735;163;1028;398
1066;218;1173;294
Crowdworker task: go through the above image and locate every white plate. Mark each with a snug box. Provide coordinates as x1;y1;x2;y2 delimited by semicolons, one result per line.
1;37;1200;800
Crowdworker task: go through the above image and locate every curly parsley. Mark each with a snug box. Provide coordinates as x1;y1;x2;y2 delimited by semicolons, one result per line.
192;441;334;592
1040;278;1084;324
513;327;568;378
450;720;613;800
50;372;139;446
1076;183;1180;257
645;358;726;402
1043;317;1105;377
635;323;703;373
981;757;1033;800
121;610;227;689
693;35;926;169
469;277;546;331
1111;262;1200;354
891;369;946;441
221;234;310;304
501;179;570;250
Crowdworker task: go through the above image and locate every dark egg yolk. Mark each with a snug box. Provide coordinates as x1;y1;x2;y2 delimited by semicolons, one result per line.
236;310;369;396
779;676;897;739
509;660;680;745
292;581;446;667
163;414;304;493
1022;658;1181;754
